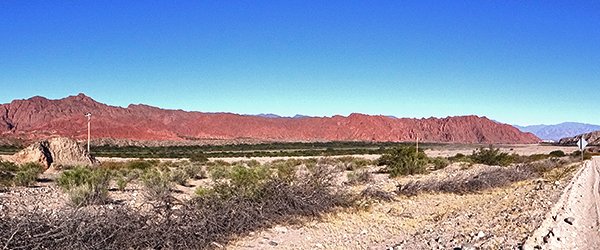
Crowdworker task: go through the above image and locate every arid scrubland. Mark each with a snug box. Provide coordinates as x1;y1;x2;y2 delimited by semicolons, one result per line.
0;145;589;249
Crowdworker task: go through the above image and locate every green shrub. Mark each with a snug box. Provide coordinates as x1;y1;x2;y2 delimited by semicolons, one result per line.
224;165;271;198
272;160;298;182
377;146;428;177
549;150;566;158
126;160;156;171
126;168;144;181
194;186;212;197
170;168;190;186
208;164;230;181
248;160;261;168
142;169;173;203
207;160;231;167
182;163;206;179
99;161;128;170
13;163;44;187
448;153;471;163
570;150;592;160
512;153;550;164
470;146;513;166
0;160;19;190
57;167;112;207
115;175;128;191
430;157;450;170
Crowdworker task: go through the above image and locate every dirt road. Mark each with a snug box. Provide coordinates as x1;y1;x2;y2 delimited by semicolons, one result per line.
525;156;600;249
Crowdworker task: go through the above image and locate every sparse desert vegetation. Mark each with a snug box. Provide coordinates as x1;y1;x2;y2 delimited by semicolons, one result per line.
0;144;592;249
0;160;44;190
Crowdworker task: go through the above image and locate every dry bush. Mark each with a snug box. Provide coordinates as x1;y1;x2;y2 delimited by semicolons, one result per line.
525;158;571;175
360;187;396;202
336;156;371;171
0;162;355;250
397;166;537;196
545;163;580;182
346;169;372;185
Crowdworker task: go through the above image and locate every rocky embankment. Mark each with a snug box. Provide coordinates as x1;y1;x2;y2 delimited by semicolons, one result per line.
10;137;97;170
559;130;600;146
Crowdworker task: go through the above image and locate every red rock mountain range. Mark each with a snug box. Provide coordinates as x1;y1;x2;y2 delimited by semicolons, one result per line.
0;94;540;144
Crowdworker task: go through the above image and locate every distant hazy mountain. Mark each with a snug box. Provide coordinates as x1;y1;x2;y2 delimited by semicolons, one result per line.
256;113;282;118
515;122;600;141
292;114;310;119
257;114;311;119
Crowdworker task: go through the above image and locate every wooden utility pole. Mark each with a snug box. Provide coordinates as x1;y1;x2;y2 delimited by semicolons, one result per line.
416;135;419;156
85;113;92;153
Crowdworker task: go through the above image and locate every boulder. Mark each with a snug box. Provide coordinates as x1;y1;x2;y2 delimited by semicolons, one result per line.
11;137;98;170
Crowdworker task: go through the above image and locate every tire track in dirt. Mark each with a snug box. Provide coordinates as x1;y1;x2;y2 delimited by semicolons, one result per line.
525;156;600;249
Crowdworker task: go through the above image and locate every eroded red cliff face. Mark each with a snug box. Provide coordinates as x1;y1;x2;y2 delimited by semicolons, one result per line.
0;94;540;144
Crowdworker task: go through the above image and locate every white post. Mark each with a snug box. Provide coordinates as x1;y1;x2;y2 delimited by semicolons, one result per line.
581;136;584;162
85;113;92;154
416;135;419;156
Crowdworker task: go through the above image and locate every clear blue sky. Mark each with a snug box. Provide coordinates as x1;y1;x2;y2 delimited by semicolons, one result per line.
1;1;599;126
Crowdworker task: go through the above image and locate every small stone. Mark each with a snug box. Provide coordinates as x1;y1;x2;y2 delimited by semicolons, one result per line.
269;241;278;246
477;231;485;238
210;242;224;248
564;217;575;225
273;226;288;233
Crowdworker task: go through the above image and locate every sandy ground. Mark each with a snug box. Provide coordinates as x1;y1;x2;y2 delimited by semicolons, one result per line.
525;156;600;249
